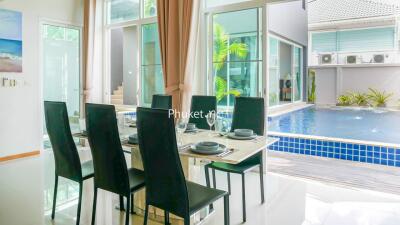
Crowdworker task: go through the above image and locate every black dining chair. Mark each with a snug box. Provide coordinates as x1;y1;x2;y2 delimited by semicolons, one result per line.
189;95;217;129
85;103;146;225
151;94;172;110
204;97;265;223
136;107;230;225
44;101;94;225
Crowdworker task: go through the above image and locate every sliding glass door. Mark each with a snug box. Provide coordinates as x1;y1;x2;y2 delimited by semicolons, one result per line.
268;36;303;107
210;8;262;109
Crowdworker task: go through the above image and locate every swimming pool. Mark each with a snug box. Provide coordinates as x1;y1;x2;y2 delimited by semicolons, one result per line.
268;106;400;167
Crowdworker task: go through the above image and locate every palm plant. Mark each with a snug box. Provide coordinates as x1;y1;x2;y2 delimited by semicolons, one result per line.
213;23;248;102
350;92;369;106
308;70;316;103
337;94;353;106
367;88;393;107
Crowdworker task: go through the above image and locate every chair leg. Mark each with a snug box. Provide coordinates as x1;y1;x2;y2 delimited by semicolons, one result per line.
227;173;231;195
91;187;98;225
76;182;83;225
130;193;134;214
164;210;170;225
51;175;59;220
260;164;265;204
241;174;246;223
205;165;214;211
223;195;230;225
125;195;130;225
212;168;216;188
119;195;125;211
184;216;190;225
143;204;149;225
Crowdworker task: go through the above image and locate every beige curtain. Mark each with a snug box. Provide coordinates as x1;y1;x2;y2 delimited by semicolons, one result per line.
181;0;202;114
83;0;103;105
157;0;194;112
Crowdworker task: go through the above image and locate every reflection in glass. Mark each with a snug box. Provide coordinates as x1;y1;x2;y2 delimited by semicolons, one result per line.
141;23;164;105
109;0;140;24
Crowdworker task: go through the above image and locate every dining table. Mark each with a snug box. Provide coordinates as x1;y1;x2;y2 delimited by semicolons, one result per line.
73;125;278;225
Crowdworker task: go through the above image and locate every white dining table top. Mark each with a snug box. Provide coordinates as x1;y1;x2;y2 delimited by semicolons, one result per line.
74;127;278;165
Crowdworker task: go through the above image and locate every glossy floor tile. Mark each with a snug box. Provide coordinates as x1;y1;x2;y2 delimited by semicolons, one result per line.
1;150;400;225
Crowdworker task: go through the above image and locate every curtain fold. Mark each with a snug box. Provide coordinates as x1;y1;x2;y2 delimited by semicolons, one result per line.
157;0;193;112
83;0;103;105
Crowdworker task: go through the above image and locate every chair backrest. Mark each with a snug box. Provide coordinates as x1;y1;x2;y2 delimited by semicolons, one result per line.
44;101;82;181
231;97;265;136
151;94;172;110
136;107;189;217
85;103;130;195
189;95;217;129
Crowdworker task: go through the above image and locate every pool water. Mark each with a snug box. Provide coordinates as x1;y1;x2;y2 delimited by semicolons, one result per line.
269;106;400;144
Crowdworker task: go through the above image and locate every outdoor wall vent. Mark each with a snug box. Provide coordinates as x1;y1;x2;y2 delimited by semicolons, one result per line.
319;54;334;64
372;54;385;63
346;55;357;64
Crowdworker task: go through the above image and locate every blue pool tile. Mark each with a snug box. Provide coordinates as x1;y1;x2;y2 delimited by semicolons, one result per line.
310;151;316;156
289;137;294;142
373;152;380;158
323;146;328;151
322;152;327;157
381;153;388;159
328;142;334;147
353;156;359;161
346;155;353;160
347;149;353;155
316;146;322;151
317;140;322;145
328;153;333;158
396;161;400;167
340;155;346;160
347;144;353;149
305;150;310;155
367;146;373;151
367;151;373;157
341;143;347;148
388;154;395;160
300;139;305;143
335;142;340;148
381;147;388;153
334;154;340;159
353;150;359;156
373;146;380;152
360;151;366;157
388;160;395;166
373;158;380;164
316;152;321;156
360;157;366;162
396;149;400;155
311;140;316;145
380;159;388;165
340;149;346;154
299;149;305;154
300;144;305;149
306;139;310;144
360;145;366;150
311;145;316;151
335;148;340;153
367;158;373;163
328;147;334;153
353;144;360;150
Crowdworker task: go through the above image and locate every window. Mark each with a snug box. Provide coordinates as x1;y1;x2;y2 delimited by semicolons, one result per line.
211;8;262;108
143;0;157;18
141;23;164;105
206;0;252;8
42;24;81;134
312;27;395;53
268;36;303;106
108;0;140;24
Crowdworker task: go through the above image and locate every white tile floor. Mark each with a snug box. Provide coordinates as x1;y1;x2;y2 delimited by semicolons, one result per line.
1;150;400;225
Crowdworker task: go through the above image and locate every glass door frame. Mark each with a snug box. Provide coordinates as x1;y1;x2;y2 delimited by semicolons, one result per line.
205;3;267;111
103;1;158;107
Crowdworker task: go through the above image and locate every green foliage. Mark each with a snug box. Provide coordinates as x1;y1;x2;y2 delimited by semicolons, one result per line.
215;76;241;102
308;70;316;103
269;92;278;106
367;88;393;107
213;23;248;73
337;94;353;106
350;92;369;106
143;0;156;17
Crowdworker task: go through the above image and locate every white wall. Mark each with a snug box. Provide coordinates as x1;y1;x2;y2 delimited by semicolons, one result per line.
313;66;400;107
0;0;83;158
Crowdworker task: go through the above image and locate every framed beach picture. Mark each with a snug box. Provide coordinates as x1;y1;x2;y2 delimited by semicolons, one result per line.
0;8;22;73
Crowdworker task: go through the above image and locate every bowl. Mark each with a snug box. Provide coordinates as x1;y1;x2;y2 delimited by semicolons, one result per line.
195;141;219;151
186;123;196;130
234;129;254;137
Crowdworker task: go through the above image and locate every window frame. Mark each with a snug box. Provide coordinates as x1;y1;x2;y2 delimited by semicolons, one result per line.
104;0;159;106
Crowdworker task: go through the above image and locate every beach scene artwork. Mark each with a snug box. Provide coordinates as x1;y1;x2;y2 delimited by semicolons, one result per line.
0;8;22;73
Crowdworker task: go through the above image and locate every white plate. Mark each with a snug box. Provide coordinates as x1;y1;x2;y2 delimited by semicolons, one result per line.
227;133;257;140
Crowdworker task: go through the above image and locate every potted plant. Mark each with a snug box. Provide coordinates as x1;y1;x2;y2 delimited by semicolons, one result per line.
367;88;393;107
336;93;353;106
350;92;369;107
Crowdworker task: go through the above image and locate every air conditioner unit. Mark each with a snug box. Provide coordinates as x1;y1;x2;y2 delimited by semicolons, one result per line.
372;54;385;63
346;55;358;64
319;54;334;64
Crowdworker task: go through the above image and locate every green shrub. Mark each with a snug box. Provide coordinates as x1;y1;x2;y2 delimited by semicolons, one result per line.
367;88;393;107
350;92;369;106
337;94;353;106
